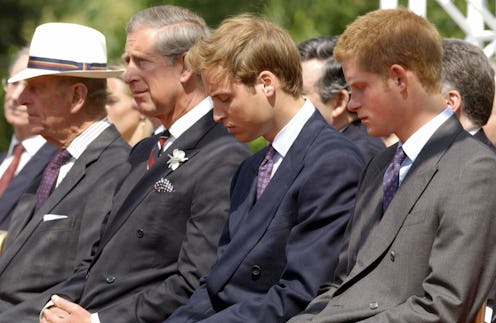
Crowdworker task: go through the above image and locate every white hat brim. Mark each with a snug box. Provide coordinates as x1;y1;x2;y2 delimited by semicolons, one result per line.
8;68;124;83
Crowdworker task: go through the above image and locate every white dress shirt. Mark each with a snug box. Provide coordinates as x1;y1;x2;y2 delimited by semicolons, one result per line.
0;135;47;177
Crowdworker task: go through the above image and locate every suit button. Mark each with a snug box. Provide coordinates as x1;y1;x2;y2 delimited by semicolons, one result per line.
106;276;116;284
369;301;379;310
390;251;396;262
136;229;144;238
251;265;262;280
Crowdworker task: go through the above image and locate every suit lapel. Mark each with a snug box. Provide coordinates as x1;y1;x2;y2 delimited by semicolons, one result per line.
0;126;120;273
0;143;57;226
209;112;324;294
340;116;462;288
340;148;393;276
96;112;216;251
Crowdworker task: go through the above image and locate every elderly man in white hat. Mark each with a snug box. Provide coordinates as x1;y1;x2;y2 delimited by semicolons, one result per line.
0;22;130;317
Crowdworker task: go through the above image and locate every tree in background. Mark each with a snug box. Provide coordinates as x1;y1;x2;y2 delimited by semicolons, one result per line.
0;0;488;151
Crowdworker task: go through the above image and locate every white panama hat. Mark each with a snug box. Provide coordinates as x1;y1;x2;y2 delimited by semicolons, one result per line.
8;22;122;83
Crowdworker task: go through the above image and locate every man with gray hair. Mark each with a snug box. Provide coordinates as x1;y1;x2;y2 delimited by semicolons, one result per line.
441;38;496;152
35;5;250;323
298;35;385;160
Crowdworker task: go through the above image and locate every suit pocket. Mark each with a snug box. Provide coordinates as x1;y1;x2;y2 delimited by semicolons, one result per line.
38;215;76;232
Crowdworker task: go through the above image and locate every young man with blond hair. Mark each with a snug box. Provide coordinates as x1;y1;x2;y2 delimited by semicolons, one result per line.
165;14;364;322
289;8;496;322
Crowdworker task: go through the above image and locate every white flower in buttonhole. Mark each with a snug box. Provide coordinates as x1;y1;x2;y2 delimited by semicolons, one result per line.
167;149;188;170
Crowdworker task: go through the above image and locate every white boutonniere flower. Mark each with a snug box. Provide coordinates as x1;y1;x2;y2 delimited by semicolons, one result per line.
167;149;188;170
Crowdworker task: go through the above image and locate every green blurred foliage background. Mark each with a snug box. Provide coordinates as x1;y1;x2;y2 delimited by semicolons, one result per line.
0;0;487;152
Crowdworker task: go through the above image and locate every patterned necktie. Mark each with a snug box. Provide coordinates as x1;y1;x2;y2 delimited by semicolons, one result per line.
35;149;72;211
256;145;274;199
0;144;24;196
147;131;169;170
383;145;406;212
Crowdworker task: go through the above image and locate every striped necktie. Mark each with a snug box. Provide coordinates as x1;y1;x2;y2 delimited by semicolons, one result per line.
147;131;170;170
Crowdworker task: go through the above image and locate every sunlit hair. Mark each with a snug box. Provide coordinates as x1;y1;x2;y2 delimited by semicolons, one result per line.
441;38;494;127
187;14;303;97
127;5;210;65
334;8;443;93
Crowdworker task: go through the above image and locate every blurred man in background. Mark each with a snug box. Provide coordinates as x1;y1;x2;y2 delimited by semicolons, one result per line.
0;48;56;231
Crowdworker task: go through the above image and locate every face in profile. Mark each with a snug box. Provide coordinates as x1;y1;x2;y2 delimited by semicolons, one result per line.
123;27;183;121
17;75;73;143
203;68;274;143
342;59;401;138
4;54;30;129
106;77;143;137
301;58;339;126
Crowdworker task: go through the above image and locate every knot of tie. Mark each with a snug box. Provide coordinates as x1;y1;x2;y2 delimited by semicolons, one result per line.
147;130;170;170
35;149;72;211
383;146;406;212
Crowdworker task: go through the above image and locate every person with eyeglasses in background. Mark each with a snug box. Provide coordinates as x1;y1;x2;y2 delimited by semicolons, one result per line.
0;48;57;234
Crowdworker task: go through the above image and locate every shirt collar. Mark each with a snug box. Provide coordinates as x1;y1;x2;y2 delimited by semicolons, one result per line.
8;135;47;157
168;96;212;141
469;127;481;136
401;106;453;164
66;118;111;159
272;98;315;158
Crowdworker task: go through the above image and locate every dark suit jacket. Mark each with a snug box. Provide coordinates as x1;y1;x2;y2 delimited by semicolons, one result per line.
166;111;365;323
0;125;130;318
0;142;57;229
290;115;496;322
0;111;251;322
341;119;386;162
473;128;496;153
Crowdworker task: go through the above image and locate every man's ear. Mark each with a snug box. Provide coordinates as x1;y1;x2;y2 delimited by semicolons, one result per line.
178;53;194;83
69;83;88;114
445;90;462;113
331;89;350;118
258;71;276;96
389;64;408;90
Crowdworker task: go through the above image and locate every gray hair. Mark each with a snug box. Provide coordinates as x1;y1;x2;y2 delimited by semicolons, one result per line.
127;5;210;64
298;35;348;103
441;38;494;127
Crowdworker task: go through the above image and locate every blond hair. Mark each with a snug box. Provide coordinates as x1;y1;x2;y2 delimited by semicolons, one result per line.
187;14;302;97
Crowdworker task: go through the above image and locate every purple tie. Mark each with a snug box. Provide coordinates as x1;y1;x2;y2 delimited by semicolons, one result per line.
35;149;72;211
383;146;406;212
256;145;274;199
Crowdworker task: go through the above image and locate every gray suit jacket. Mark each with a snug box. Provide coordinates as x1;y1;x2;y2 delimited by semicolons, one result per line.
290;115;496;322
0;125;130;315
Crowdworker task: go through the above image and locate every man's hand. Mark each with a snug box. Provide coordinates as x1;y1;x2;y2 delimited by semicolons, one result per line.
40;295;91;323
